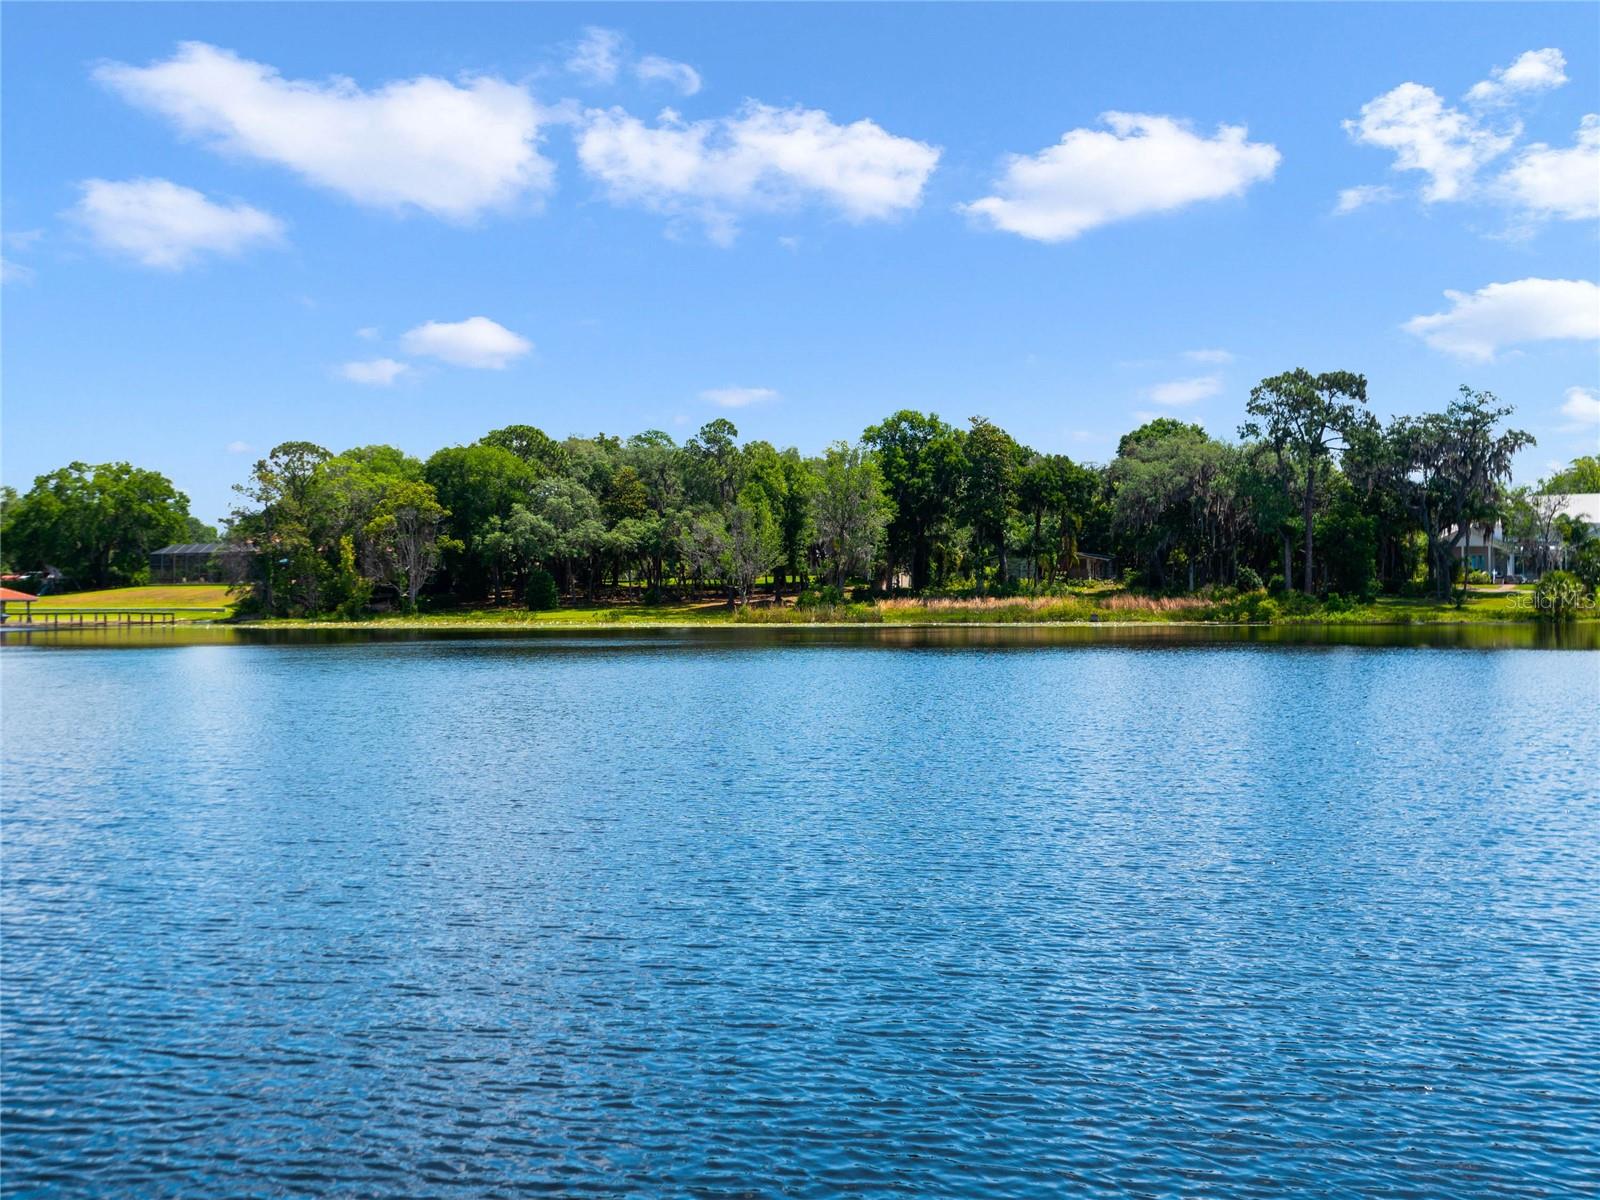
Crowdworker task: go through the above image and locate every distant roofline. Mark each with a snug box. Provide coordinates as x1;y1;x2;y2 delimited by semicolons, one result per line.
149;542;236;555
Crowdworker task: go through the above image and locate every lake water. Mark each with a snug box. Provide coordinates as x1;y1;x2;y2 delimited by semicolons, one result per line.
3;630;1598;1197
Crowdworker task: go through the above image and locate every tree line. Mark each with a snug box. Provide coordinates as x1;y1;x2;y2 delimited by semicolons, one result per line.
5;369;1599;612
0;463;217;588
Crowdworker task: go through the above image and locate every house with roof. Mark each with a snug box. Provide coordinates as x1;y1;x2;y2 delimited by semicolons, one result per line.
1448;494;1600;580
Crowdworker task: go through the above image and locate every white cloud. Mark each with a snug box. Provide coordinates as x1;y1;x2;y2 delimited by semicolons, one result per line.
701;386;778;408
2;232;43;282
1342;50;1594;226
225;440;251;454
69;177;284;269
355;326;380;341
1466;48;1568;105
1334;183;1398;214
400;317;532;369
1560;385;1600;429
1183;348;1234;364
1403;278;1600;361
1146;376;1223;406
960;113;1279;242
567;27;624;85
1497;115;1600;221
577;102;939;241
567;27;703;96
96;42;552;221
1344;82;1514;203
339;358;411;386
634;55;702;97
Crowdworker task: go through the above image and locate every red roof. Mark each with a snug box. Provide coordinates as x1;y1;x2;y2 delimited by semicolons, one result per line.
0;587;39;601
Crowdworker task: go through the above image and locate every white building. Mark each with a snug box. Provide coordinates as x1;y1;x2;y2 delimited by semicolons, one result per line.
1450;493;1600;579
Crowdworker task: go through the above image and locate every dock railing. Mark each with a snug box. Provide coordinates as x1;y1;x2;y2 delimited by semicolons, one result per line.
0;609;182;633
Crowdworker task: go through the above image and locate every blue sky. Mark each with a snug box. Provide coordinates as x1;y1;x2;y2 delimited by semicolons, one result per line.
3;2;1597;525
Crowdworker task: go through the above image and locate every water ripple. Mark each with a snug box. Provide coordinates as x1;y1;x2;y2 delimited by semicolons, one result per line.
3;641;1598;1196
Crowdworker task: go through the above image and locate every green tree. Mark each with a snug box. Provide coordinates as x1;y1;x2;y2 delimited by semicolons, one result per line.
679;510;729;595
1015;453;1100;584
1340;416;1423;593
1570;543;1600;594
1241;369;1369;594
723;484;783;605
180;515;220;542
962;417;1022;590
228;442;335;613
811;442;892;588
1109;422;1237;590
862;410;966;591
487;476;607;599
480;424;567;475
1316;482;1379;596
623;431;684;592
2;461;196;588
423;443;537;599
336;444;425;482
625;431;682;513
0;486;17;573
1233;441;1301;591
743;442;815;597
1554;511;1593;555
603;465;650;524
1387;392;1532;601
1503;487;1568;578
361;479;454;610
684;418;742;507
1543;455;1600;494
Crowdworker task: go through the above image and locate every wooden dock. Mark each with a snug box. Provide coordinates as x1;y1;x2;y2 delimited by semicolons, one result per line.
0;609;180;634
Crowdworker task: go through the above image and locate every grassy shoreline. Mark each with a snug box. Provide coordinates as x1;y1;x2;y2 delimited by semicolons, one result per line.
29;582;1590;631
252;591;1586;630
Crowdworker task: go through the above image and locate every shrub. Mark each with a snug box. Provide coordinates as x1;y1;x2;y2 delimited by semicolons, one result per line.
798;585;845;609
1533;570;1589;621
736;600;880;624
1267;573;1285;594
525;568;559;611
1323;591;1353;613
1235;565;1264;593
1571;543;1600;594
1277;591;1320;617
1217;593;1279;623
1467;569;1492;585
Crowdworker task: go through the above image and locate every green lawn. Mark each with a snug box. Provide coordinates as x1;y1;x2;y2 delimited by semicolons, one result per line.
30;584;236;618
